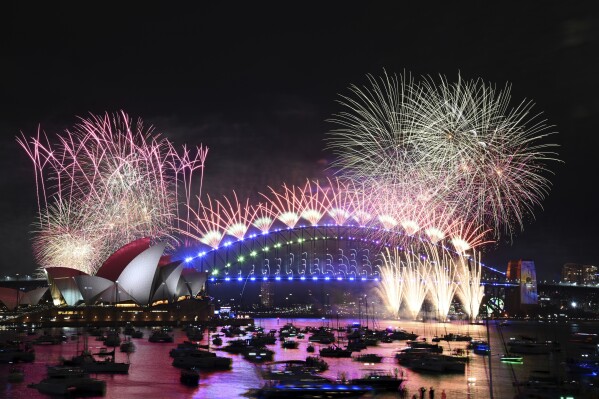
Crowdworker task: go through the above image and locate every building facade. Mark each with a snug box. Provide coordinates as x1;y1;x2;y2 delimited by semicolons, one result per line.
562;263;598;285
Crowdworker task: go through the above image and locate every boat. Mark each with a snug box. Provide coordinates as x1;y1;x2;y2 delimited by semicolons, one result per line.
104;330;121;347
305;356;329;372
279;323;300;339
353;353;383;363
172;350;232;370
250;332;277;346
404;353;466;373
282;339;299;349
28;366;106;396
308;328;335;344
33;333;64;345
473;344;490;355
406;340;443;353
500;354;524;364
131;330;144;339
386;328;418;341
255;381;373;398
431;333;472;342
222;339;249;354
349;369;405;392
62;350;130;374
120;339;136;353
243;347;275;363
180;369;200;386
186;327;204;341
319;345;352;358
123;324;135;336
170;341;205;357
467;339;488;349
148;329;174;343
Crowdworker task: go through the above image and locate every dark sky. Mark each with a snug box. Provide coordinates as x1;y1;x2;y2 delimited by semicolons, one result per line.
2;2;598;280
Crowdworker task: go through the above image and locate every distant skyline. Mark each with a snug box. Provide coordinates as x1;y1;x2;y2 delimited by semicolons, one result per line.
2;2;598;279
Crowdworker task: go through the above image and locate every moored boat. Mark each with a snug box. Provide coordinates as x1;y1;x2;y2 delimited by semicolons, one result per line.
29;367;106;396
180;369;200;386
149;329;174;343
349;369;405;392
353;353;383;363
172;350;232;370
255;381;373;398
319;344;352;358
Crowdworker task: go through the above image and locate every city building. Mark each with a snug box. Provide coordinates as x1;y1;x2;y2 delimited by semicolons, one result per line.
562;263;598;285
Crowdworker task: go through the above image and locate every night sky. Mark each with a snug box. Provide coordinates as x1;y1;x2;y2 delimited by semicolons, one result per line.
2;2;598;280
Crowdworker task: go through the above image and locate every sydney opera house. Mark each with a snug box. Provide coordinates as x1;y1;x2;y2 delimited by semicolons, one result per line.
0;238;212;324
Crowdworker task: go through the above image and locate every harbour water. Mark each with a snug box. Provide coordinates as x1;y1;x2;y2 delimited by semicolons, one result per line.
1;318;598;398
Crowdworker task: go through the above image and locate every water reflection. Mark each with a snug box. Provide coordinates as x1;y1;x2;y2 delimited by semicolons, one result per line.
1;318;597;398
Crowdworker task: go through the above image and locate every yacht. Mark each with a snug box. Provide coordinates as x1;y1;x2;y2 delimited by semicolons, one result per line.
148;329;174;343
353;353;383;363
255;381;373;398
180;368;200;386
319;344;352;358
404;353;466;373
243;347;275;363
62;350;130;374
281;339;299;349
172;350;232;370
120;339;136;353
349;369;405;392
29;366;106;396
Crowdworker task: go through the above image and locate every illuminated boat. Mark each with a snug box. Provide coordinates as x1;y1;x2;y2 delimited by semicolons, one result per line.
148;329;174;343
500;355;523;364
353;353;383;363
319;345;352;358
349;369;405;392
255;381;373;398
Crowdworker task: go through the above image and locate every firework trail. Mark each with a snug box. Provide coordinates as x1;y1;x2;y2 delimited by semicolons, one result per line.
401;248;431;320
18;111;207;274
426;246;458;322
378;248;404;317
326;71;559;240
455;250;485;321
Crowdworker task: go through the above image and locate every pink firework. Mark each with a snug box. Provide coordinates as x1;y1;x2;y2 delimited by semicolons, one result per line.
18;111;207;273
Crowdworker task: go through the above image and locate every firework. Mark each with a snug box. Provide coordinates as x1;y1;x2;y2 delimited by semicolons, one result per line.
401;249;431;320
326;72;559;240
455;251;485;321
378;248;404;317
19;111;207;273
426;246;458;322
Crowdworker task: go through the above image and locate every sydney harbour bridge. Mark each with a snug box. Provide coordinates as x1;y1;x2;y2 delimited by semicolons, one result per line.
183;224;507;284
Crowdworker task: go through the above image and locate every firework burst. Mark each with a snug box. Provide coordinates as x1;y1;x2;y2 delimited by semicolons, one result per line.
19;111;207;274
326;71;559;240
378;248;404;317
455;251;485;321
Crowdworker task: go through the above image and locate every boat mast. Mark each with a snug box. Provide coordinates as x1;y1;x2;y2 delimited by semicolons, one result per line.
485;306;494;399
